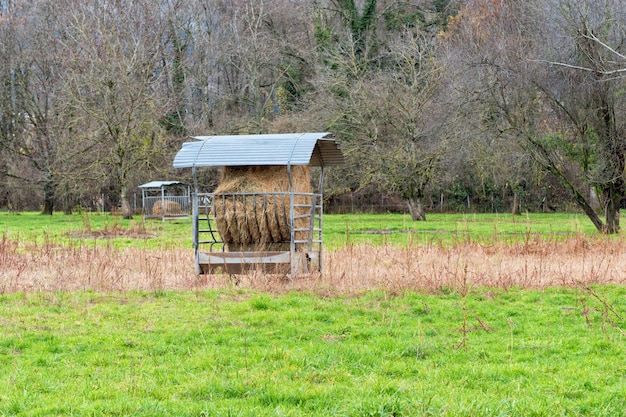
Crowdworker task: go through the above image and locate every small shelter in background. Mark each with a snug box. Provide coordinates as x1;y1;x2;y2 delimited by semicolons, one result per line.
139;181;190;222
173;132;344;277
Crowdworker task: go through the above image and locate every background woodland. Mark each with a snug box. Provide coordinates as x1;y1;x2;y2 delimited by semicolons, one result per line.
1;0;626;232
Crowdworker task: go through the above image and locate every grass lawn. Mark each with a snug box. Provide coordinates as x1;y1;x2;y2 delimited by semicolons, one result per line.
0;210;603;249
1;288;624;417
0;211;191;249
325;212;600;248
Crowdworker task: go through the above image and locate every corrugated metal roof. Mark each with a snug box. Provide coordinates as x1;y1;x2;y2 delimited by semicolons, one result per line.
138;181;185;189
173;132;344;169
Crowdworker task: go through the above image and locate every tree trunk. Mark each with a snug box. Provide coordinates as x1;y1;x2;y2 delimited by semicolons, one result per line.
407;197;426;221
42;177;55;215
603;185;621;234
120;185;133;219
42;197;54;215
511;192;521;216
605;206;620;234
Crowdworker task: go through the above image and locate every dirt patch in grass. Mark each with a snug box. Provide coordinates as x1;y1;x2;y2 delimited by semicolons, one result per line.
69;224;157;240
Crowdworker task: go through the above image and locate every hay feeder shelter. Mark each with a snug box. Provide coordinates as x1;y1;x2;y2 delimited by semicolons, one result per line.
173;132;344;276
139;181;191;222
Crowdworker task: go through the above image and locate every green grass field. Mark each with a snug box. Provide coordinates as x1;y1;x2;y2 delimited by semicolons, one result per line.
1;288;624;416
325;212;599;248
0;211;624;416
0;210;601;249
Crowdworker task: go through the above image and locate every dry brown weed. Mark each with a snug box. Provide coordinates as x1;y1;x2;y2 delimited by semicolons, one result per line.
1;235;625;294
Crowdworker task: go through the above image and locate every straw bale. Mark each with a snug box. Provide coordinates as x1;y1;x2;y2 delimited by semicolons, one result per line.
151;200;183;216
214;165;312;249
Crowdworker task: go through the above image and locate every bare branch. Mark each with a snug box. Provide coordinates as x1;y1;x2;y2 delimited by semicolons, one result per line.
531;59;626;78
581;31;626;62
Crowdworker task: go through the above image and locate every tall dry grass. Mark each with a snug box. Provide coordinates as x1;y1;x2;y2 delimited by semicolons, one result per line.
316;236;626;294
1;234;625;294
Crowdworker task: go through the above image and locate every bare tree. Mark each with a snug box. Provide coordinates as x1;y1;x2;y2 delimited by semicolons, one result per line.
549;0;626;232
304;1;455;219
62;0;169;218
366;29;449;220
207;0;315;133
446;0;626;232
0;0;72;214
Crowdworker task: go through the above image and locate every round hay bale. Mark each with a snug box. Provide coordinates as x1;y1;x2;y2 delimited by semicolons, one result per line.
213;165;311;250
151;200;183;216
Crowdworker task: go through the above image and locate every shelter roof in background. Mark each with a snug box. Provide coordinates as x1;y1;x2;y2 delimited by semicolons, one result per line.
138;181;186;189
172;132;344;169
